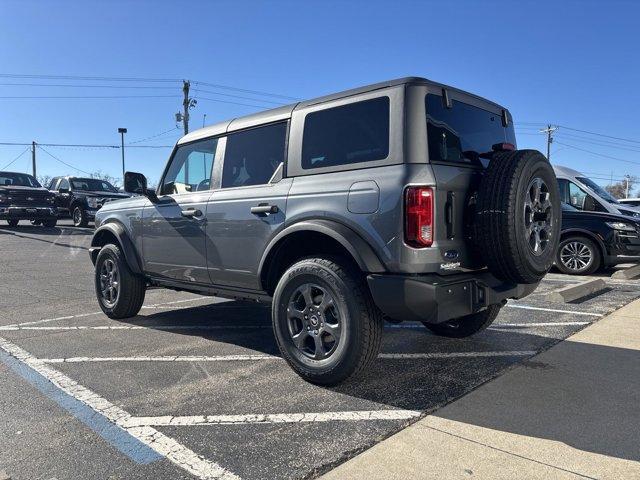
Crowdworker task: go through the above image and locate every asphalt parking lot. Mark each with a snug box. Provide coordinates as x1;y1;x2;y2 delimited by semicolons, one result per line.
2;219;640;480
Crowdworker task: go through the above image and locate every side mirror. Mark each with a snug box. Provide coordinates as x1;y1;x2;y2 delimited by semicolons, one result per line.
583;195;596;212
124;171;157;202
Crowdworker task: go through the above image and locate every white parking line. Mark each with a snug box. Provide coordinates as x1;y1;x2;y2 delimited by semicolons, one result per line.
0;325;270;331
0;336;239;480
122;410;422;427
5;298;229;328
492;321;590;328
39;350;537;363
379;351;536;359
42;354;279;363
505;304;603;317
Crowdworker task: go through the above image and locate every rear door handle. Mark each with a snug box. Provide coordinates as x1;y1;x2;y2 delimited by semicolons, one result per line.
181;208;203;218
251;204;279;215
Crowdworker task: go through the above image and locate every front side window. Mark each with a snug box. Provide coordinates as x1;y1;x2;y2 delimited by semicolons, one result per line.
48;178;59;190
58;178;70;190
301;97;390;170
558;179;605;212
162;137;218;195
426;94;516;167
221;122;287;188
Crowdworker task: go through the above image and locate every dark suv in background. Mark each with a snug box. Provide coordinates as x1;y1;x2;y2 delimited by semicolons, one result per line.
90;77;560;385
48;176;130;227
0;171;57;227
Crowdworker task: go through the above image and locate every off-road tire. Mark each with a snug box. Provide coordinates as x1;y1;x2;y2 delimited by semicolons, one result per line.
73;205;88;227
555;236;601;275
42;219;57;228
7;219;18;227
272;256;383;386
422;304;501;338
94;243;145;319
475;149;560;284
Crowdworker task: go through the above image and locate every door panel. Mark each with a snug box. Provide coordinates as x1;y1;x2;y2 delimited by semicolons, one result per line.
142;191;211;283
206;180;291;290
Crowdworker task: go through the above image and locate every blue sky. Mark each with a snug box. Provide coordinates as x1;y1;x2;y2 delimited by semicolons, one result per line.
1;0;639;192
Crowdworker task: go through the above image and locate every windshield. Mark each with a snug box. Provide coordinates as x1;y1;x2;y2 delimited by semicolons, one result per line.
0;171;41;188
71;178;117;192
425;94;516;167
577;176;619;204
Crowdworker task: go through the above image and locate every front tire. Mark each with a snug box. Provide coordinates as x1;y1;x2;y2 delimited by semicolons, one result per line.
42;218;57;228
7;219;18;227
556;236;601;275
72;206;88;227
422;304;501;338
94;244;145;319
272;256;383;386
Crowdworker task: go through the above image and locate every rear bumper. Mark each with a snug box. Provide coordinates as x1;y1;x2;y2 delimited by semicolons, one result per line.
367;271;538;324
0;206;57;220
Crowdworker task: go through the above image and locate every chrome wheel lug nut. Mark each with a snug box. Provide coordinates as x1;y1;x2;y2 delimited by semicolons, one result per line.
314;330;318;334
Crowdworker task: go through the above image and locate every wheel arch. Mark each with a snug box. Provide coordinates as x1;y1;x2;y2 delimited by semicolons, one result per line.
258;219;385;295
90;221;143;275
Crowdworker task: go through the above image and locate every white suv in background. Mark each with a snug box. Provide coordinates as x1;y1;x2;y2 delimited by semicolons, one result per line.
554;165;640;218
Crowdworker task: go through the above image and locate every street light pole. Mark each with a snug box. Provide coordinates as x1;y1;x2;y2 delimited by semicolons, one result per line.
118;128;127;181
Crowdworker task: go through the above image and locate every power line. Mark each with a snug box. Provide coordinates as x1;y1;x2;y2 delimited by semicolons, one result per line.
194;96;277;109
36;145;92;175
192;80;299;101
0;74;182;83
0;142;173;149
0;82;178;90
553;141;640;166
0;95;179;99
0;147;31;170
557;125;640;145
127;127;180;145
555;132;640;153
193;87;288;105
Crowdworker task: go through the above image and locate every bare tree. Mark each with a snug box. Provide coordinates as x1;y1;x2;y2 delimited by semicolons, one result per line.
37;174;52;188
605;176;638;199
90;171;121;188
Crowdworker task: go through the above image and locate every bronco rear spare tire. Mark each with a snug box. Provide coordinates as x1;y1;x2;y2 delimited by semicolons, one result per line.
475;150;560;284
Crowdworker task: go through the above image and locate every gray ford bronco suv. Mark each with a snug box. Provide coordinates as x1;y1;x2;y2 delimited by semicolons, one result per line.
90;77;560;385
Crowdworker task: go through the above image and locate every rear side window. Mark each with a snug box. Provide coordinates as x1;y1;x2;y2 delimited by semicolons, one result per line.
222;122;287;188
301;97;390;170
426;94;516;167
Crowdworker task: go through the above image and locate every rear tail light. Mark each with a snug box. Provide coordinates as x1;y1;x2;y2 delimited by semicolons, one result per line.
405;186;434;248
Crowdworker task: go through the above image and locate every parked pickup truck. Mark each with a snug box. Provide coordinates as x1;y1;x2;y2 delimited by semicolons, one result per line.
0;171;57;227
89;77;561;385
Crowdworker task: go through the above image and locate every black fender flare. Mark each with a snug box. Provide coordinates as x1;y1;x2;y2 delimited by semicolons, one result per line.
559;228;607;257
258;219;385;288
90;221;143;275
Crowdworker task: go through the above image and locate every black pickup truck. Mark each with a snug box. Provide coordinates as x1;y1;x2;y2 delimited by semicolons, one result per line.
0;171;58;227
48;176;130;227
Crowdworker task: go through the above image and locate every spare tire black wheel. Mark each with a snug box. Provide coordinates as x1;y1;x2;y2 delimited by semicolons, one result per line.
475;150;560;284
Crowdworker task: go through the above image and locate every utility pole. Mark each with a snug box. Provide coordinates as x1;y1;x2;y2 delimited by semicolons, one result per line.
31;141;36;178
625;175;631;199
182;80;190;135
118;128;127;179
540;125;558;161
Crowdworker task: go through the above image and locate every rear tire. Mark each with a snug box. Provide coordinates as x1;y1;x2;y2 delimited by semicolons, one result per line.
556;236;601;275
7;219;18;227
422;304;501;338
73;206;88;227
94;243;145;319
31;219;42;226
42;219;57;228
475;150;560;284
272;256;383;386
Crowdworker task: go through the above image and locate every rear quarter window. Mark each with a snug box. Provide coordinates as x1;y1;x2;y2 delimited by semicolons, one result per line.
426;94;515;167
301;96;390;170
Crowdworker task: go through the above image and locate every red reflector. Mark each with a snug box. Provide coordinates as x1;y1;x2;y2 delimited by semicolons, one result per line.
405;186;434;248
492;142;516;152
